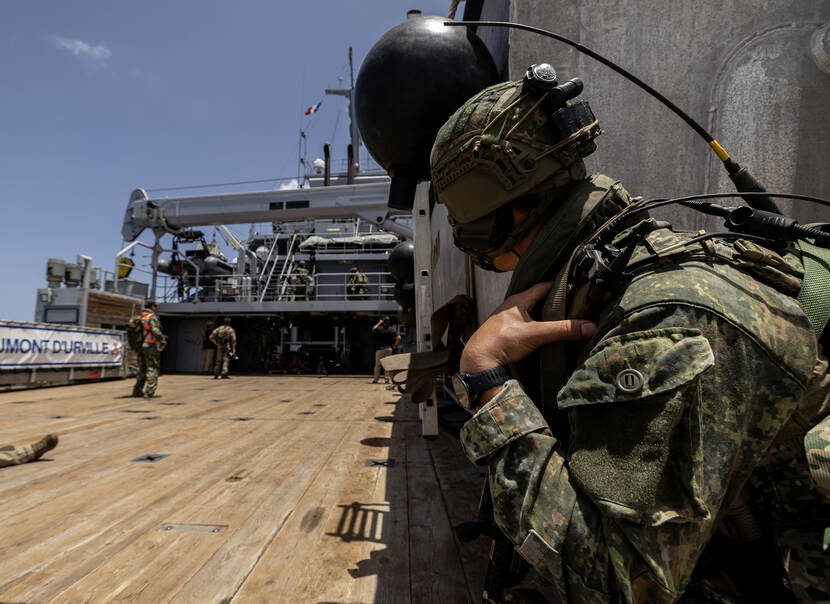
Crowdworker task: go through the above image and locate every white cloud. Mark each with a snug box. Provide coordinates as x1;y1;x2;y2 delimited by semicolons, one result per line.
48;35;111;61
279;179;299;190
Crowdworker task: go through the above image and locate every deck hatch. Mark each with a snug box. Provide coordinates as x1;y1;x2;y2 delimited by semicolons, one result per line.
364;458;396;468
160;523;227;534
131;453;169;462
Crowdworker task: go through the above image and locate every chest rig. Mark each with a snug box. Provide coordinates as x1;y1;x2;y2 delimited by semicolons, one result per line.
534;196;830;494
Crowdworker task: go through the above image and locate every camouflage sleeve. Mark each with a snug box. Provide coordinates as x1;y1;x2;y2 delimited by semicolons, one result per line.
148;314;166;344
229;328;237;348
460;304;815;603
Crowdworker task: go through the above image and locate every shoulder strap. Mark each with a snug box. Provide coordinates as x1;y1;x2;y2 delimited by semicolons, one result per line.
533;177;635;420
795;235;830;499
796;237;830;342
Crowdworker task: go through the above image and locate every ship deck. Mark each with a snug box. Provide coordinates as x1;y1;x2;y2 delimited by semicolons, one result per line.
0;375;487;603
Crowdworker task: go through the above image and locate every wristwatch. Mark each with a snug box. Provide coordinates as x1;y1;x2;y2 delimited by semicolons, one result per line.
452;366;512;410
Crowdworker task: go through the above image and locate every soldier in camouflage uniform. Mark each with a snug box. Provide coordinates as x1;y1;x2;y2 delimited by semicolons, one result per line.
1;434;58;468
347;266;369;300
292;261;313;301
132;300;166;398
430;72;830;602
210;317;237;379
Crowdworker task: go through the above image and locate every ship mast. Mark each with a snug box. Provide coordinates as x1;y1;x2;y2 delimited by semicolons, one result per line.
325;47;361;173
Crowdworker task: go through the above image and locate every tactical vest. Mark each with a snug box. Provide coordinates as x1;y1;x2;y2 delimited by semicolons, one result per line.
528;207;830;601
141;311;157;344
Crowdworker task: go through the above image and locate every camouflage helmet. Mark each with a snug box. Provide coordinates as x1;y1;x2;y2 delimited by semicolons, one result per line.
429;68;601;270
430;74;600;224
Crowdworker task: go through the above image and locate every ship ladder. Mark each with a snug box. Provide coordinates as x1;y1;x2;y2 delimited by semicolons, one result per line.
257;235;282;302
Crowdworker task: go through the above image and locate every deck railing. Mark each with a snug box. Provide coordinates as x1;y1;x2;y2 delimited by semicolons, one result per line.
152;270;395;304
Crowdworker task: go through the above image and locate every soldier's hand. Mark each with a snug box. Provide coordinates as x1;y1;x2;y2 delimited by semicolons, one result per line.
460;281;597;374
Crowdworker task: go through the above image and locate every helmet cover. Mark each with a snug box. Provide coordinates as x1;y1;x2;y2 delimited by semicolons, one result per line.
430;79;600;224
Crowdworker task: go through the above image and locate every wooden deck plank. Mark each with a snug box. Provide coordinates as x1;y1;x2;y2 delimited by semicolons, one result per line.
405;427;473;603
176;421;362;604
427;423;490;600
56;419;347;603
235;387;411;604
0;376;486;603
0;421;276;600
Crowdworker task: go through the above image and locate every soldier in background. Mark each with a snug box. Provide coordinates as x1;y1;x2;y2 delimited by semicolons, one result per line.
210;317;237;379
347;266;369;300
371;316;400;384
132;300;166;398
292;261;313;301
201;320;216;375
1;434;58;468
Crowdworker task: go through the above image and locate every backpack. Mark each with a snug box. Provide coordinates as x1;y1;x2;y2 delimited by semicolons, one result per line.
125;315;144;350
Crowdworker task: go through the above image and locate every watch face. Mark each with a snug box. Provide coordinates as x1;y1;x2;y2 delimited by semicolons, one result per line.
451;373;473;410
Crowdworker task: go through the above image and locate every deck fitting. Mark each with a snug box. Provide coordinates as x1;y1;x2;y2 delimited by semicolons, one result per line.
131;453;169;462
159;523;227;534
364;458;396;468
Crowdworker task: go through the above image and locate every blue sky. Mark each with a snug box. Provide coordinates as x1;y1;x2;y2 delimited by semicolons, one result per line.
0;1;454;321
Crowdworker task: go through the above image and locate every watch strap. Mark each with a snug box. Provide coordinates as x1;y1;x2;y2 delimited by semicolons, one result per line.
464;365;512;398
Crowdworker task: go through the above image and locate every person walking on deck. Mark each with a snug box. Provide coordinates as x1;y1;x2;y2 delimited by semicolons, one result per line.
132;300;166;398
210;317;237;379
371;316;399;384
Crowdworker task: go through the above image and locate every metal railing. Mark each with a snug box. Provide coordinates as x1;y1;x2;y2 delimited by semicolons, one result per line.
149;270;395;304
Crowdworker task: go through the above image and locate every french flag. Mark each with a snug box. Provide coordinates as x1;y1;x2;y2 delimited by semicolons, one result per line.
305;100;322;115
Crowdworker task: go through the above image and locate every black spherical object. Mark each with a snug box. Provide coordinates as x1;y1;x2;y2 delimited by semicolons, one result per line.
393;282;416;310
388;241;415;284
356;15;499;192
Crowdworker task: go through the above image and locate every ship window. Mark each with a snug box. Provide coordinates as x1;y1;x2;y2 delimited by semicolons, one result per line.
45;307;79;323
269;202;284;210
286;200;310;209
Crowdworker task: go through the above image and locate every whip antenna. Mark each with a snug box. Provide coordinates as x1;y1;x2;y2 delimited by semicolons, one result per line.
445;20;781;214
